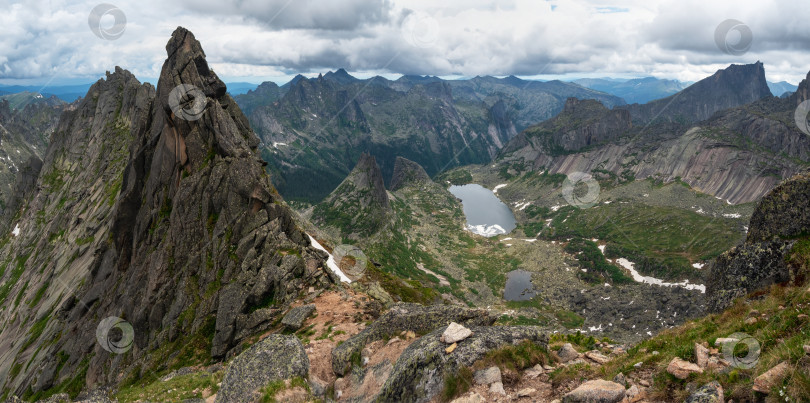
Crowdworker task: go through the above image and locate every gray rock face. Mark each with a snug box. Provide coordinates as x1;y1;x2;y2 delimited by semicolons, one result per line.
498;64;810;205
747;171;810;243
375;326;547;403
216;335;309;403
332;303;497;376
0;27;332;395
390;156;431;191
708;171;810;311
281;304;316;330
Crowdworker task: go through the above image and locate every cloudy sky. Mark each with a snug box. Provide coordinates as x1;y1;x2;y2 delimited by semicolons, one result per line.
2;0;809;86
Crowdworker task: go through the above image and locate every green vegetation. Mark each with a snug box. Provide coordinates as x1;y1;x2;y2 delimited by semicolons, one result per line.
260;377;311;403
563;238;633;284
577;281;810;401
545;203;742;281
442;340;552;401
115;371;223;402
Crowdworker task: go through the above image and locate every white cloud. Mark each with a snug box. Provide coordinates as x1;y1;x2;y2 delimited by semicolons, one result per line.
1;0;809;84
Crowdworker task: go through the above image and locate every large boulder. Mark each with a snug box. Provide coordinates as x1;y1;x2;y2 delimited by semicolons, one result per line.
216;335;309;403
374;325;547;403
281;304;316;330
707;170;810;312
562;380;625;403
747;171;810;242
331;303;496;376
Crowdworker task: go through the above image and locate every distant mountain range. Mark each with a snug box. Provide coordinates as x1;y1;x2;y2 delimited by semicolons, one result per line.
233;69;625;201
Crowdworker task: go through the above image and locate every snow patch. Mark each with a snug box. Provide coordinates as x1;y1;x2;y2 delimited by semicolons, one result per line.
493;184;507;193
11;224;20;237
692;263;705;269
615;258;705;293
550;205;562;212
272;142;288;148
307;234;352;283
466;224;507;237
723;213;741;219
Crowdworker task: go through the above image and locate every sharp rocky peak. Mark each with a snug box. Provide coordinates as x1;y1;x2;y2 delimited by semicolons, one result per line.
0;27;334;395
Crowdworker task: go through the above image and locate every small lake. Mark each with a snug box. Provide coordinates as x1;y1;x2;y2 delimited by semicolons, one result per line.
448;184;516;237
503;270;537;301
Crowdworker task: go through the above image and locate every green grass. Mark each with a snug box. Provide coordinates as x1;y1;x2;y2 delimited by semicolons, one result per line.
578;280;810;402
259;376;310;403
546;203;743;281
115;371;223;402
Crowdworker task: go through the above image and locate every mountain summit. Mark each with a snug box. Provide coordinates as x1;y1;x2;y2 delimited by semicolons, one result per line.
0;27;333;395
621;62;772;123
312;153;392;239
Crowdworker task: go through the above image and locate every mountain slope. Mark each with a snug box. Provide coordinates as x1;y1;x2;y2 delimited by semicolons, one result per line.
0;28;334;398
620;62;772;124
497;64;810;205
235;71;624;202
311;153;392;239
0;99;67;218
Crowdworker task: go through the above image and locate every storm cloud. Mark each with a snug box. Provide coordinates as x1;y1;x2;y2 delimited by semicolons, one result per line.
2;0;809;84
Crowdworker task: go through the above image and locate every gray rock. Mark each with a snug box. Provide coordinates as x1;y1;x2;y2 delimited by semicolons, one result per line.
612;372;626;387
332;303;497;376
473;366;501;385
281;304;317;330
489;381;506;395
216;335;309;403
374;325;547;403
562;380;625;403
685;381;724;403
557;343;579;363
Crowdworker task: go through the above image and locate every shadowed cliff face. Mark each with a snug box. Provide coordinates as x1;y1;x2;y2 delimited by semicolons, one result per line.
0;27;332;395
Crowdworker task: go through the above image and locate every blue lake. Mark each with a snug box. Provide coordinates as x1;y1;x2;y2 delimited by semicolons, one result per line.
448;184;516;237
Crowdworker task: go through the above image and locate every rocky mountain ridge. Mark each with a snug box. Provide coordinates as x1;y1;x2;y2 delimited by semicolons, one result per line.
496;62;810;205
234;69;625;202
0;27;334;397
